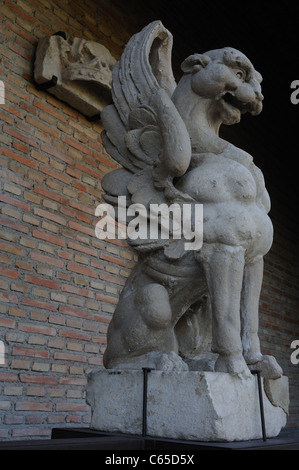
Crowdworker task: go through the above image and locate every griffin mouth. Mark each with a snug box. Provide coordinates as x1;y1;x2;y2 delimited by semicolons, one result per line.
222;92;262;115
222;92;245;112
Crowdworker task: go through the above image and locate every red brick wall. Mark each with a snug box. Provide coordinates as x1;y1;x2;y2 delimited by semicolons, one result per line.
261;199;299;428
0;0;145;440
0;0;298;440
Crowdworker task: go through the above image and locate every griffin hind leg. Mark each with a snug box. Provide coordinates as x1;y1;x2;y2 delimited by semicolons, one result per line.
175;296;215;371
104;281;188;371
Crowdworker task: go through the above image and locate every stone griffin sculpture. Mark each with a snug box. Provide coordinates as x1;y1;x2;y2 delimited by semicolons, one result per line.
100;21;282;379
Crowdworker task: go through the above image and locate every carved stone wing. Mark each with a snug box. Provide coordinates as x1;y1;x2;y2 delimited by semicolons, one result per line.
100;21;192;254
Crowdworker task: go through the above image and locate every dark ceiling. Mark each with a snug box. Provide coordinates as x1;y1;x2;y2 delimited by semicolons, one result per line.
115;0;299;213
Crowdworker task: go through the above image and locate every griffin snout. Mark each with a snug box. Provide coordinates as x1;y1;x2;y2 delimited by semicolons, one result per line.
222;84;263;116
233;82;264;115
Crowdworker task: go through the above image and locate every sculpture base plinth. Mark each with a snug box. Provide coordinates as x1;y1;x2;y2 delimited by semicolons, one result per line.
86;370;288;442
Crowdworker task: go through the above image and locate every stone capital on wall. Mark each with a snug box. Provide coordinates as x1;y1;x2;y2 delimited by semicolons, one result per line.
34;32;116;118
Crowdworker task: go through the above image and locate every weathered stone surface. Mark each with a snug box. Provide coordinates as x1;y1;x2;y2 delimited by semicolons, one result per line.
248;355;283;379
87;370;288;441
264;376;289;414
34;34;116;117
84;21;290;443
99;21;284;382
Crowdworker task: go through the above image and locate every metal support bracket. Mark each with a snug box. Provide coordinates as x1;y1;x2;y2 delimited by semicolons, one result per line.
251;369;267;441
87;113;102;122
142;368;153;437
35;75;58;91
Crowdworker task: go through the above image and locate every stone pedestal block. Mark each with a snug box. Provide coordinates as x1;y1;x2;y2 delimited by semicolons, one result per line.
86;369;288;442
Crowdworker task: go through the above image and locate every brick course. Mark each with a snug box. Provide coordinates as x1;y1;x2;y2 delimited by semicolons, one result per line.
0;0;298;440
0;0;141;440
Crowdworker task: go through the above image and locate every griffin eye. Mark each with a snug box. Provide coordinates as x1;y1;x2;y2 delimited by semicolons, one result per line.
235;70;244;80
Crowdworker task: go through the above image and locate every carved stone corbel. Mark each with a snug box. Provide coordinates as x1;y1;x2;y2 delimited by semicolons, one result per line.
34;32;116;118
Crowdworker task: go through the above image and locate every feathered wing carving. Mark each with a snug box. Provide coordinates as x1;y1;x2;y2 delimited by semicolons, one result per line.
101;21;192;255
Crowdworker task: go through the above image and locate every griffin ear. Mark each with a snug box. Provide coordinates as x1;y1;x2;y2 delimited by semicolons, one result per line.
181;54;210;74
